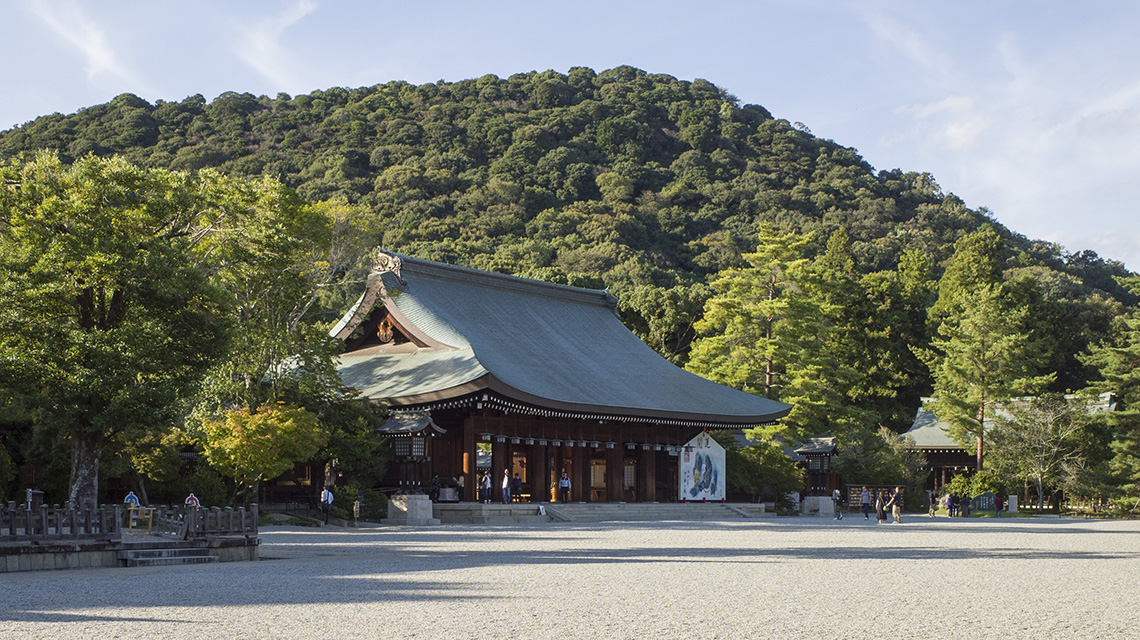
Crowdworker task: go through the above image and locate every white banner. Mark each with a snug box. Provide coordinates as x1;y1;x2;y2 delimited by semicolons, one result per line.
679;432;725;501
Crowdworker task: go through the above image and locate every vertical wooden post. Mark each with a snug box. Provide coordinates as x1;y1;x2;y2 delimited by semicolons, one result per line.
532;442;548;503
607;446;623;502
492;436;507;503
640;448;657;502
572;443;586;502
463;416;476;501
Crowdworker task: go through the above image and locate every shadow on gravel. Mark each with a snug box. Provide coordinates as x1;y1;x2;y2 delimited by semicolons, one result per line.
5;521;1135;620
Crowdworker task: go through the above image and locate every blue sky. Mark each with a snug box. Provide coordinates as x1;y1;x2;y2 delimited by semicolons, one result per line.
3;1;1138;271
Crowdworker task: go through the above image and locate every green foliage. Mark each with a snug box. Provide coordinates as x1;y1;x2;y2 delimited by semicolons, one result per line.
713;432;803;502
1;69;1126;377
177;466;229;509
989;393;1104;509
923;284;1054;470
1083;276;1140;499
0;444;13;502
315;394;391;490
198;404;329;500
2;68;1136;501
835;427;928;491
0;153;232;509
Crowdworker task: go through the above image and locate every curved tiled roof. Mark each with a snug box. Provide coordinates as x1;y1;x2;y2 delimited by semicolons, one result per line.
334;252;792;427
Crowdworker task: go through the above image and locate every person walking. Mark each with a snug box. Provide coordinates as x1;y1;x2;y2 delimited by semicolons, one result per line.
885;486;903;524
511;473;523;502
995;494;1004;518
832;489;844;520
501;469;511;504
320;485;334;525
558;471;572;503
860;486;871;520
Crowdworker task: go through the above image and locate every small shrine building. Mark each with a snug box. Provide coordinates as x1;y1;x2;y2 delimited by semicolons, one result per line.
333;251;792;503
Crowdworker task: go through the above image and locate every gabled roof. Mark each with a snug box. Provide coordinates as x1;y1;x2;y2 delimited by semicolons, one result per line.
334;251;792;427
793;436;837;456
904;401;964;449
376;412;446;437
904;393;1116;449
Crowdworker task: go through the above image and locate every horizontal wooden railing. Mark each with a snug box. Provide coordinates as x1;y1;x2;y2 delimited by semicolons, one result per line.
0;503;122;542
151;504;259;540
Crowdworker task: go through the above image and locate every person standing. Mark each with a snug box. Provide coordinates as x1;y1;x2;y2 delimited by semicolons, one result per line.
501;469;511;504
995;494;1004;518
860;487;872;520
558;471;572;503
832;489;844;520
429;474;441;502
455;473;465;502
875;490;887;524
885;486;903;524
511;473;523;502
480;473;492;503
320;485;334;525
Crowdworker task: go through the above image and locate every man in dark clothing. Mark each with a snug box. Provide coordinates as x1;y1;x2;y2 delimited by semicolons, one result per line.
885;486;903;523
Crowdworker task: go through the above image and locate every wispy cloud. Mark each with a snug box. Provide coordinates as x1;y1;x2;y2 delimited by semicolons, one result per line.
26;0;135;84
234;0;317;90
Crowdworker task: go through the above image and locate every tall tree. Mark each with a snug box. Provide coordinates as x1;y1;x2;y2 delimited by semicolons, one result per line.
923;285;1054;470
1083;276;1140;501
0;153;231;509
687;227;869;441
989;393;1102;509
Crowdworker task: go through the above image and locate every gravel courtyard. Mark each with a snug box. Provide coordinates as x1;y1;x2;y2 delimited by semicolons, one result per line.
2;516;1138;639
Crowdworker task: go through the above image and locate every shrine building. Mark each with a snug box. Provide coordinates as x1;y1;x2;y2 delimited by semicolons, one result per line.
333;251;792;503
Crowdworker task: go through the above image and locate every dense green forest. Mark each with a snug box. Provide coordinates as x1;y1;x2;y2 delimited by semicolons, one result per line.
3;66;1138;509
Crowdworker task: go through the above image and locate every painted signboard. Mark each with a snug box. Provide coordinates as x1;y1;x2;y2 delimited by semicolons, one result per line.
679;431;725;502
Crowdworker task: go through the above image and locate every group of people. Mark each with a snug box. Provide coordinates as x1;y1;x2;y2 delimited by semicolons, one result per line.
840;486;904;524
474;469;525;504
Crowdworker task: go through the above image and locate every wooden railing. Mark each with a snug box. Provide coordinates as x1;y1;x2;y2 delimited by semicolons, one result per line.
151;504;259;540
0;503;122;542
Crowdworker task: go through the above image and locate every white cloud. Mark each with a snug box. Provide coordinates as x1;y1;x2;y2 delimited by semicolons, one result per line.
233;0;318;90
26;0;135;85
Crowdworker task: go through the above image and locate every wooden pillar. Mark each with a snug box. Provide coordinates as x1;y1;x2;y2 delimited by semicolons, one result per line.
572;443;586;502
531;442;548;503
640;447;657;502
492;438;507;503
462;416;476;502
607;446;623;502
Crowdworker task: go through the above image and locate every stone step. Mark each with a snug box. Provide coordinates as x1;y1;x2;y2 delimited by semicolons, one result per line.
118;548;217;567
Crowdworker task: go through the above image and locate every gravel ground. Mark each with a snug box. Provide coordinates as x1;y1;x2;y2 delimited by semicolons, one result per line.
1;516;1138;639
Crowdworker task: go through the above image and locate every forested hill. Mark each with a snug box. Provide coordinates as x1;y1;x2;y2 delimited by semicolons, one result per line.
0;66;1132;368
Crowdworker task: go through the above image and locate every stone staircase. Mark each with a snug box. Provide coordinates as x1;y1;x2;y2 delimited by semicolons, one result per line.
548;502;772;522
431;502;774;524
118;546;217;567
433;503;552;525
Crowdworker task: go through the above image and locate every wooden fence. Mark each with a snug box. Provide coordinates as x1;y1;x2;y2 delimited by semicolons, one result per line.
0;503;122;542
151;504;259;540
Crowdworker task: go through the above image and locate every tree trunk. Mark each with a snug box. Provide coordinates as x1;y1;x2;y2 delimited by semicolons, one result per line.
976;435;984;471
130;466;150;506
1036;478;1045;510
69;434;103;511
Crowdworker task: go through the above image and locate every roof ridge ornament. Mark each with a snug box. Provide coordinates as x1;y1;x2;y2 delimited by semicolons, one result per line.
371;249;406;286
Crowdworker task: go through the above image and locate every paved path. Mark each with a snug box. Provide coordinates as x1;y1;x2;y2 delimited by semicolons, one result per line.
2;517;1138;639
